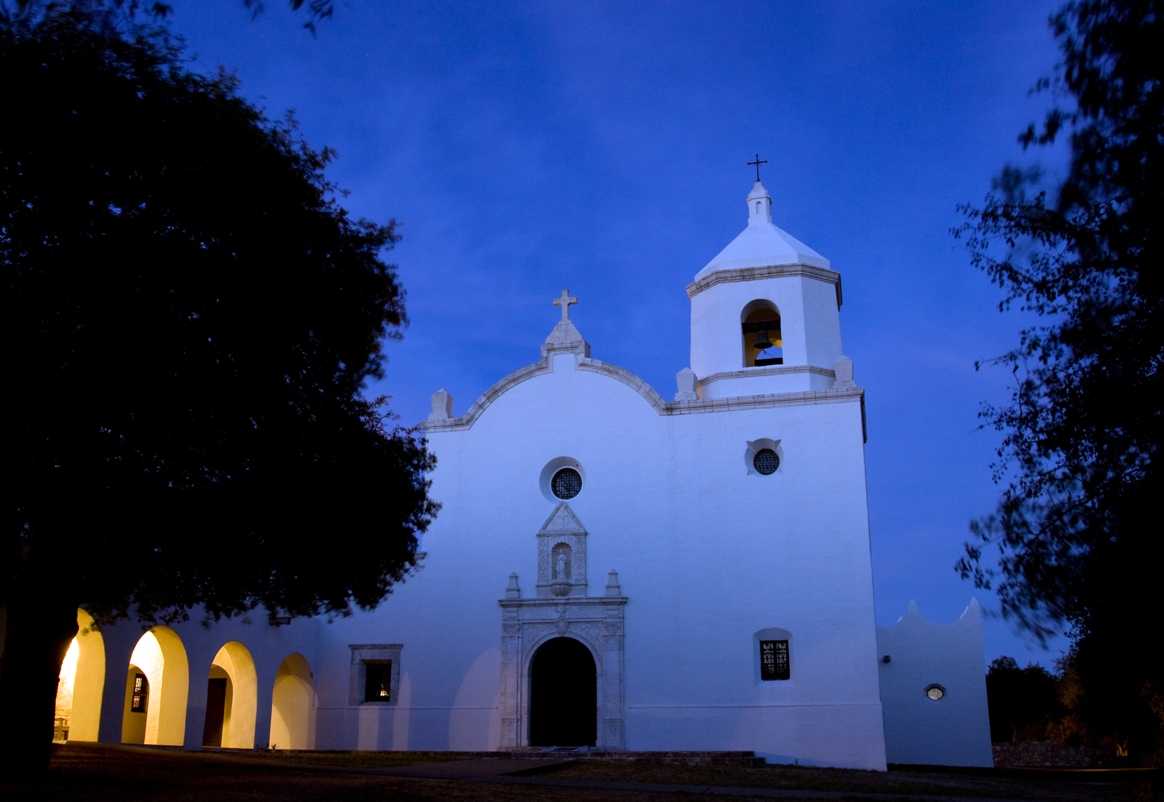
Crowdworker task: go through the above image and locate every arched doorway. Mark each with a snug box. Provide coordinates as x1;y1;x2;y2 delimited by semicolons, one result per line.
54;608;106;742
529;637;596;747
202;641;257;748
121;627;189;745
269;653;313;750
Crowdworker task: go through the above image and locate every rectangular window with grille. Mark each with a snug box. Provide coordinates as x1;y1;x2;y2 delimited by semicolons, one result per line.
760;640;790;681
131;673;149;712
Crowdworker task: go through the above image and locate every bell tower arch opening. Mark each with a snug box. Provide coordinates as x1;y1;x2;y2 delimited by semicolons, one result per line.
741;300;782;367
529;636;597;747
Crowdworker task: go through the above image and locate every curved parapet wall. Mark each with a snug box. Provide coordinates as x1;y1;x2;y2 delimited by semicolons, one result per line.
423;351;863;433
876;600;993;767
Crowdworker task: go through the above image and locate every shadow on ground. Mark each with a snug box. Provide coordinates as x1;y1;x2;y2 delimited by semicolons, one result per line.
0;743;1153;801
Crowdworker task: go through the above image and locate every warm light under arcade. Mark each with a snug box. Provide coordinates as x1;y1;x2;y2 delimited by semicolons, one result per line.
54;638;80;738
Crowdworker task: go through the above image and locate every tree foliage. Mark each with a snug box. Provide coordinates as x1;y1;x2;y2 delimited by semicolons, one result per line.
0;6;435;769
986;657;1066;743
956;0;1162;754
3;0;338;34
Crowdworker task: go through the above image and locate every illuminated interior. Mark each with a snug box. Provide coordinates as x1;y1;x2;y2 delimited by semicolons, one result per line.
269;653;313;750
54;609;105;742
741;303;783;367
203;641;258;748
121;627;189;745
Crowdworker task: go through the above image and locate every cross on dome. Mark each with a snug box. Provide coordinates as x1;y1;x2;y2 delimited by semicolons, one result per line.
553;289;578;320
748;154;768;182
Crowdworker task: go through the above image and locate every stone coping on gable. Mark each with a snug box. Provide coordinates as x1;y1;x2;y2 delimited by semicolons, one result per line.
423;352;864;433
686;263;843;308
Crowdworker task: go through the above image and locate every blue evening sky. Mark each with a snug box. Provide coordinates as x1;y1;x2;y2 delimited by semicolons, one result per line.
166;0;1068;665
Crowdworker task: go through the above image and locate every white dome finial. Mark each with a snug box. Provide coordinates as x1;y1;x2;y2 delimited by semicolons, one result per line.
747;180;773;226
745;154;773;225
692;162;830;281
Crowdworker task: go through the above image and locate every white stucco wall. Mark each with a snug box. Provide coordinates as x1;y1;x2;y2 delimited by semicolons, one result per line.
876;600;994;767
70;182;987;771
296;343;887;769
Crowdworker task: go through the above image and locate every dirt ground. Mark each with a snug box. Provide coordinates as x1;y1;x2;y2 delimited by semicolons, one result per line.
0;743;1156;801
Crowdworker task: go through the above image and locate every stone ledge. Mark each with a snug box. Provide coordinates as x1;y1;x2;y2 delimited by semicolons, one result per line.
697;364;836;389
500;596;629;609
686;263;843;308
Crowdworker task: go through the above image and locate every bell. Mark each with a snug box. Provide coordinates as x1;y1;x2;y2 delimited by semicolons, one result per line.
754;330;773;351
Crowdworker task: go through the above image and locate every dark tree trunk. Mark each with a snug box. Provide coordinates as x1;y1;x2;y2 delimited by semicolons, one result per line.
0;588;79;778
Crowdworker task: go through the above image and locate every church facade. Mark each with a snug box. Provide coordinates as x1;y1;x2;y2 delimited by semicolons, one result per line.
43;179;993;769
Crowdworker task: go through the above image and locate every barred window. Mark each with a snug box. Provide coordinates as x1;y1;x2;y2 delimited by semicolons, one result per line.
760;640;790;681
552;468;582;499
753;449;779;475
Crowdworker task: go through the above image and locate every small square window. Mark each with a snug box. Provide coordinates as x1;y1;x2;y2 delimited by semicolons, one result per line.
348;644;402;706
364;662;392;702
760;640;790;681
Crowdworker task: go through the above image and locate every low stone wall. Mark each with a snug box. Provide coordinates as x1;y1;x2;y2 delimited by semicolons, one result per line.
507;748;761;766
992;740;1107;767
580;751;761;766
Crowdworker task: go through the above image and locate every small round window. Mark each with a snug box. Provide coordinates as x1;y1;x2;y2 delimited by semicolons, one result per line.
753;448;780;475
551;468;583;499
925;684;946;701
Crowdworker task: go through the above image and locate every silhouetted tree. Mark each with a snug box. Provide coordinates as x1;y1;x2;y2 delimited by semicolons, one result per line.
5;0;338;29
1;7;436;774
986;657;1064;743
956;0;1163;756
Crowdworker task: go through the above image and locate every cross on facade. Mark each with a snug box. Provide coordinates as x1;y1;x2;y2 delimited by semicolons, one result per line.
748;154;768;182
554;289;578;320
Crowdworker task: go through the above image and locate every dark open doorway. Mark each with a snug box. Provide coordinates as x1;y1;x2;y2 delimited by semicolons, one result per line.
529;637;597;747
202;668;233;748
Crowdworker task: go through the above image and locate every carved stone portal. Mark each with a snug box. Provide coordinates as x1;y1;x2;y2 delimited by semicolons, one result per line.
500;502;626;750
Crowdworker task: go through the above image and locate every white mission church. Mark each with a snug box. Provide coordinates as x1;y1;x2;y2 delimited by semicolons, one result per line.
42;177;994;769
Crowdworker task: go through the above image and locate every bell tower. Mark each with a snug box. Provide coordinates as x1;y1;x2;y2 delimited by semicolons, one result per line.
687;178;847;399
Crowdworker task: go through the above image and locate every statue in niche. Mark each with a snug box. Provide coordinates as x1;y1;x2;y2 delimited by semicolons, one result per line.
552;544;571;581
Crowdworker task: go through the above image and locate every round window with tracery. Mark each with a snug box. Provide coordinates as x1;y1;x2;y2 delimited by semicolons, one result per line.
551;468;583;499
753;448;780;475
